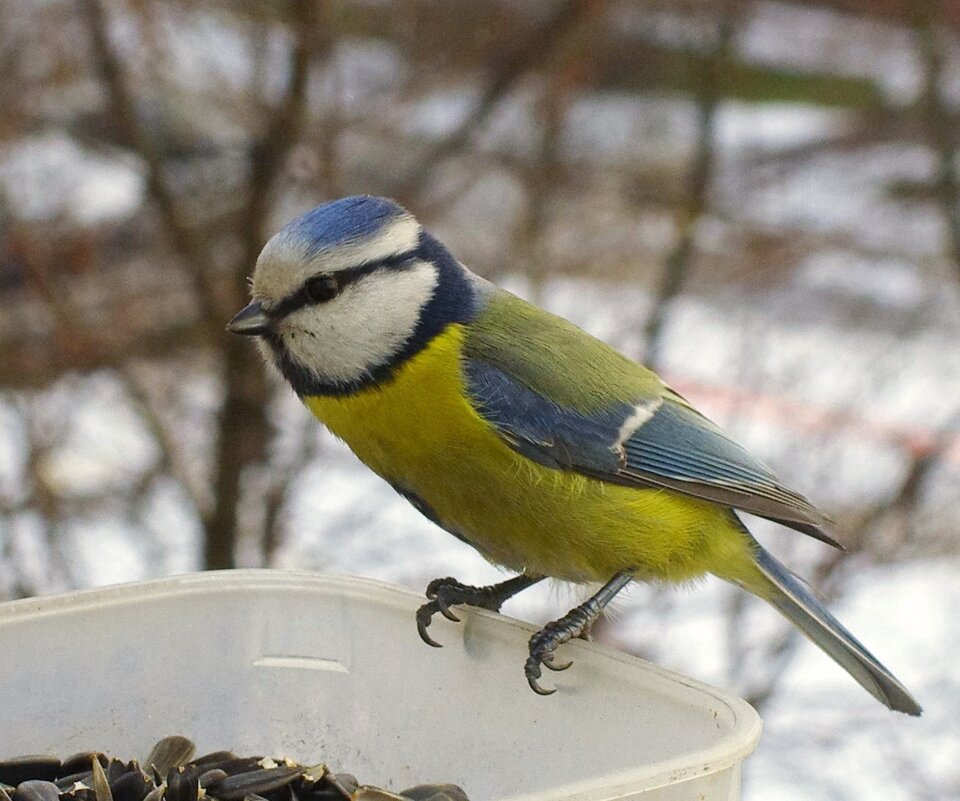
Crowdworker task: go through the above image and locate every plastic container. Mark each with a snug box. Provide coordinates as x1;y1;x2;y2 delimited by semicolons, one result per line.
0;571;761;800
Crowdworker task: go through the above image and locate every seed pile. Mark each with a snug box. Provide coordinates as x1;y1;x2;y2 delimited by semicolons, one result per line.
0;737;468;801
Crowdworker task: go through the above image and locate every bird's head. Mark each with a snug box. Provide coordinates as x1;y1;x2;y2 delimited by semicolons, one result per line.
228;196;476;395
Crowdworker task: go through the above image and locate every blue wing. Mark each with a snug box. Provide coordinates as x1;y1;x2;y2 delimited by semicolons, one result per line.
464;358;838;547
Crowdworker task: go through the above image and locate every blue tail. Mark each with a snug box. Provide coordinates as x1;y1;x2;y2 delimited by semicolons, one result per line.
751;545;921;715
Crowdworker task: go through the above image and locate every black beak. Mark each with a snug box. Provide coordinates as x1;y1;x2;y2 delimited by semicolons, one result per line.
227;301;272;336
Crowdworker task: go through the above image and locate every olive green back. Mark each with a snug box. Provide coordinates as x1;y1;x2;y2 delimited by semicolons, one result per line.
464;288;664;413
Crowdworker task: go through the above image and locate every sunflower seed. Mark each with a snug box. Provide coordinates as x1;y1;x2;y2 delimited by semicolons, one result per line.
196;760;260;779
204;767;303;801
108;768;152;801
61;784;96;801
189;756;235;772
0;740;470;801
399;785;469;801
352;789;407;801
165;768;200;801
12;780;60;801
197;770;226;789
55;773;92;791
325;775;357;799
60;757;107;778
0;759;60;787
91;759;113;801
145;740;195;779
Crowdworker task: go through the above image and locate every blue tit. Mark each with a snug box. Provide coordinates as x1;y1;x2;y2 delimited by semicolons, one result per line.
228;195;921;714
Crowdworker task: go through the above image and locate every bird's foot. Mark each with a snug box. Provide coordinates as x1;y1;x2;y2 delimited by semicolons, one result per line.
524;569;635;695
416;574;542;647
524;600;601;695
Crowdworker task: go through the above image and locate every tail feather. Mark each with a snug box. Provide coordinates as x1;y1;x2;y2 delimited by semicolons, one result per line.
751;546;922;716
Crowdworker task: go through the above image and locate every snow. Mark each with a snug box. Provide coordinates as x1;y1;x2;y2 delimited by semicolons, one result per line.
716;103;853;153
0;132;145;225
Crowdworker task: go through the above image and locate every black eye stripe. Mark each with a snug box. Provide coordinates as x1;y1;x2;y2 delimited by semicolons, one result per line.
268;250;419;319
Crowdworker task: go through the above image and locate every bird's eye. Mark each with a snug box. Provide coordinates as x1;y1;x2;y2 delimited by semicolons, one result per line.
304;274;339;304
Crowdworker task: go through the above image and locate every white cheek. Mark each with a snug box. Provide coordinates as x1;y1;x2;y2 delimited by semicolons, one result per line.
280;261;438;385
256;337;279;373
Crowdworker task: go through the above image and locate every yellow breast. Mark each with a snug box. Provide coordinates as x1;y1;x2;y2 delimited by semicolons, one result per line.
304;325;751;583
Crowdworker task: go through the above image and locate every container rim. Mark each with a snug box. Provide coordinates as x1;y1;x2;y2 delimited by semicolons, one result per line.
0;569;763;801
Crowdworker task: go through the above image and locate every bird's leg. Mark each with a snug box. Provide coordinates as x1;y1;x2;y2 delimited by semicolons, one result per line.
417;574;544;647
525;570;634;695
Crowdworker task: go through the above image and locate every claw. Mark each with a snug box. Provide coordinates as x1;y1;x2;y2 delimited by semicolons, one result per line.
417;574;548;680
526;627;566;693
543;655;573;672
416;602;444;648
528;676;556;696
434;594;461;623
525;660;556;695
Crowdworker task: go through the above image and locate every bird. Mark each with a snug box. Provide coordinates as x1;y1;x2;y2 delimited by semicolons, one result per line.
228;195;921;715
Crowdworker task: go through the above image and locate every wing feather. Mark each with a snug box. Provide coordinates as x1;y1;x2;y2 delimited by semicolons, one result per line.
463;288;838;547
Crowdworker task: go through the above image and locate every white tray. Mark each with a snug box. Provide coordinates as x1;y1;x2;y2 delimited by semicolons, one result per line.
0;570;761;801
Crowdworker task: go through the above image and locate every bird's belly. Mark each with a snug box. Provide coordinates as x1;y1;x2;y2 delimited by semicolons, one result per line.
305;326;745;584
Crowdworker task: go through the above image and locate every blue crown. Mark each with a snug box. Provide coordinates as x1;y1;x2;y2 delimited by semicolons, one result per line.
284;196;407;258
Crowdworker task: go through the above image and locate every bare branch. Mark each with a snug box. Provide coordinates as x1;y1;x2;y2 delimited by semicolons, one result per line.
76;0;222;330
642;4;737;368
391;0;595;204
204;1;326;570
238;0;327;282
118;363;206;514
914;4;960;289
